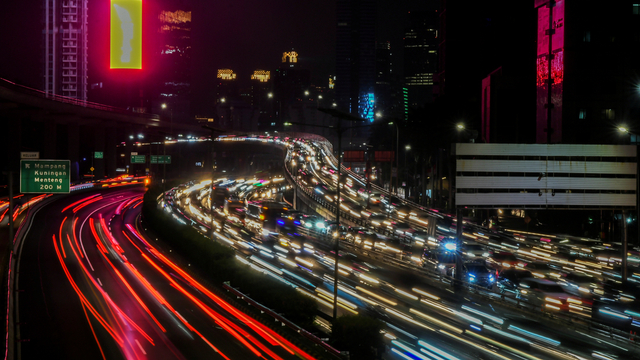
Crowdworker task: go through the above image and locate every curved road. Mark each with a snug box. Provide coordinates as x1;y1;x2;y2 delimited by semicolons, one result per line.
16;185;309;360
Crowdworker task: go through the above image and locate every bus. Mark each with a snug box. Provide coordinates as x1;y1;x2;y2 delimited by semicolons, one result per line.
245;200;290;237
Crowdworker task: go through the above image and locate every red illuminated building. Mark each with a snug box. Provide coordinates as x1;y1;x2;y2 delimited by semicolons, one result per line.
534;0;640;144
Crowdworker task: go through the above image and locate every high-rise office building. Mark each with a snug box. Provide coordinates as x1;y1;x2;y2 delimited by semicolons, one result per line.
335;0;376;121
270;51;311;130
403;10;438;108
153;8;192;123
43;0;89;100
534;0;640;144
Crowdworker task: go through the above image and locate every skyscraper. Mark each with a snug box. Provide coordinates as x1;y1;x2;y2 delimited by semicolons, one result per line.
43;0;89;100
403;10;438;108
534;0;640;144
335;0;376;121
153;8;192;123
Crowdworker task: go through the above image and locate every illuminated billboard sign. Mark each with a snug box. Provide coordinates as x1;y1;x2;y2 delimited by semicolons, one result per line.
110;0;142;69
456;144;637;209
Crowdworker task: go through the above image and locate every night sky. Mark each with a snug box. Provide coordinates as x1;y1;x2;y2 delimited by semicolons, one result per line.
0;0;435;102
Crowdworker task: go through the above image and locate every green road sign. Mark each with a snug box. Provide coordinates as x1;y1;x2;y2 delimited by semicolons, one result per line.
131;155;146;164
151;155;171;164
94;151;104;159
20;159;70;193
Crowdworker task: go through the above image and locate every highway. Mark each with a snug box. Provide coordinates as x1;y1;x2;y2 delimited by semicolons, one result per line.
15;185;311;360
163;135;640;360
171;179;638;360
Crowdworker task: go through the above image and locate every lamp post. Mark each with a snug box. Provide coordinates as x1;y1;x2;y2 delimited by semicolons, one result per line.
203;124;226;242
617;125;639;283
161;103;173;134
404;144;411;198
285;108;368;322
376;113;400;194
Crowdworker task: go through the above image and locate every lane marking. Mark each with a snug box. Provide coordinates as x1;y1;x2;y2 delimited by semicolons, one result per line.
97;278;103;287
135;339;146;355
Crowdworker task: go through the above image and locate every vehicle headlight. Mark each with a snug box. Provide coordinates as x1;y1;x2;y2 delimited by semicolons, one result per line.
482;252;490;257
437;264;445;269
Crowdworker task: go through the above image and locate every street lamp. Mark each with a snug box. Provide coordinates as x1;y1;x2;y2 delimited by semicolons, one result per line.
618;125;640;283
203;124;226;242
267;92;273;98
388;122;400;193
404;145;411;198
285;108;368;322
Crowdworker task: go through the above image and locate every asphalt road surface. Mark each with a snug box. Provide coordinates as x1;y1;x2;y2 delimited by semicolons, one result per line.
16;185;308;360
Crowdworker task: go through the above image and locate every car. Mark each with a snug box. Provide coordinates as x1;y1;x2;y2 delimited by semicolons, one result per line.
463;263;495;289
516;278;575;310
345;227;377;246
462;243;488;259
486;252;519;271
423;249;457;276
556;272;599;297
496;269;533;294
519;261;560;278
394;205;414;219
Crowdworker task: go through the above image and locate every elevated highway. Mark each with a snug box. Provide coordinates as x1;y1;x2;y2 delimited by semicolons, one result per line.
0;78;203;180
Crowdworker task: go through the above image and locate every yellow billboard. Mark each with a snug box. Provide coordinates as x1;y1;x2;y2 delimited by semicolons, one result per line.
110;0;142;69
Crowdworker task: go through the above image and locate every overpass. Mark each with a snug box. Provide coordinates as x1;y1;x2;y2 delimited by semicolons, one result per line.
0;78;204;181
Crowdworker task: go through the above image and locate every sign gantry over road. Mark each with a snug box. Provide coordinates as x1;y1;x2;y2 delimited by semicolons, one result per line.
151;155;171;164
131;155;146;164
20;159;70;193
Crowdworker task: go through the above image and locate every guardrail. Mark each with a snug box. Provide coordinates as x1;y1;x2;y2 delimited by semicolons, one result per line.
223;284;343;358
0;77;160;120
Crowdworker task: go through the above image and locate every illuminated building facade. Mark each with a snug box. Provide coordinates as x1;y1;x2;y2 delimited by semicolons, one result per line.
251;70;270;83
532;0;640;144
269;51;311;130
336;0;376;119
152;7;192;123
217;69;237;80
403;10;438;108
535;0;564;143
43;0;89;100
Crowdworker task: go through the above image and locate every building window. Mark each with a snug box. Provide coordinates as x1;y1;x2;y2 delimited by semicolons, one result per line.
603;109;615;120
578;109;586;119
634;4;640;14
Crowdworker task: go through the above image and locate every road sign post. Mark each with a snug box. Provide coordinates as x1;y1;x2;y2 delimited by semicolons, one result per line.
20;160;70;193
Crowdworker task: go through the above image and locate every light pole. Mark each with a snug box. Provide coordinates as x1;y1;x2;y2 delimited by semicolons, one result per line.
203;124;226;242
618;125;639;283
161;103;173;134
285;108;367;322
404;144;411;198
377;113;400;194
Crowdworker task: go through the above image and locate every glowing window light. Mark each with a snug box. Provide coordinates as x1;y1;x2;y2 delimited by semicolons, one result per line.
217;69;237;80
282;51;299;63
251;70;271;82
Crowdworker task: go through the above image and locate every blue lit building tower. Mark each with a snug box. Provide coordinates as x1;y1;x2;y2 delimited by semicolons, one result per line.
335;0;376;122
